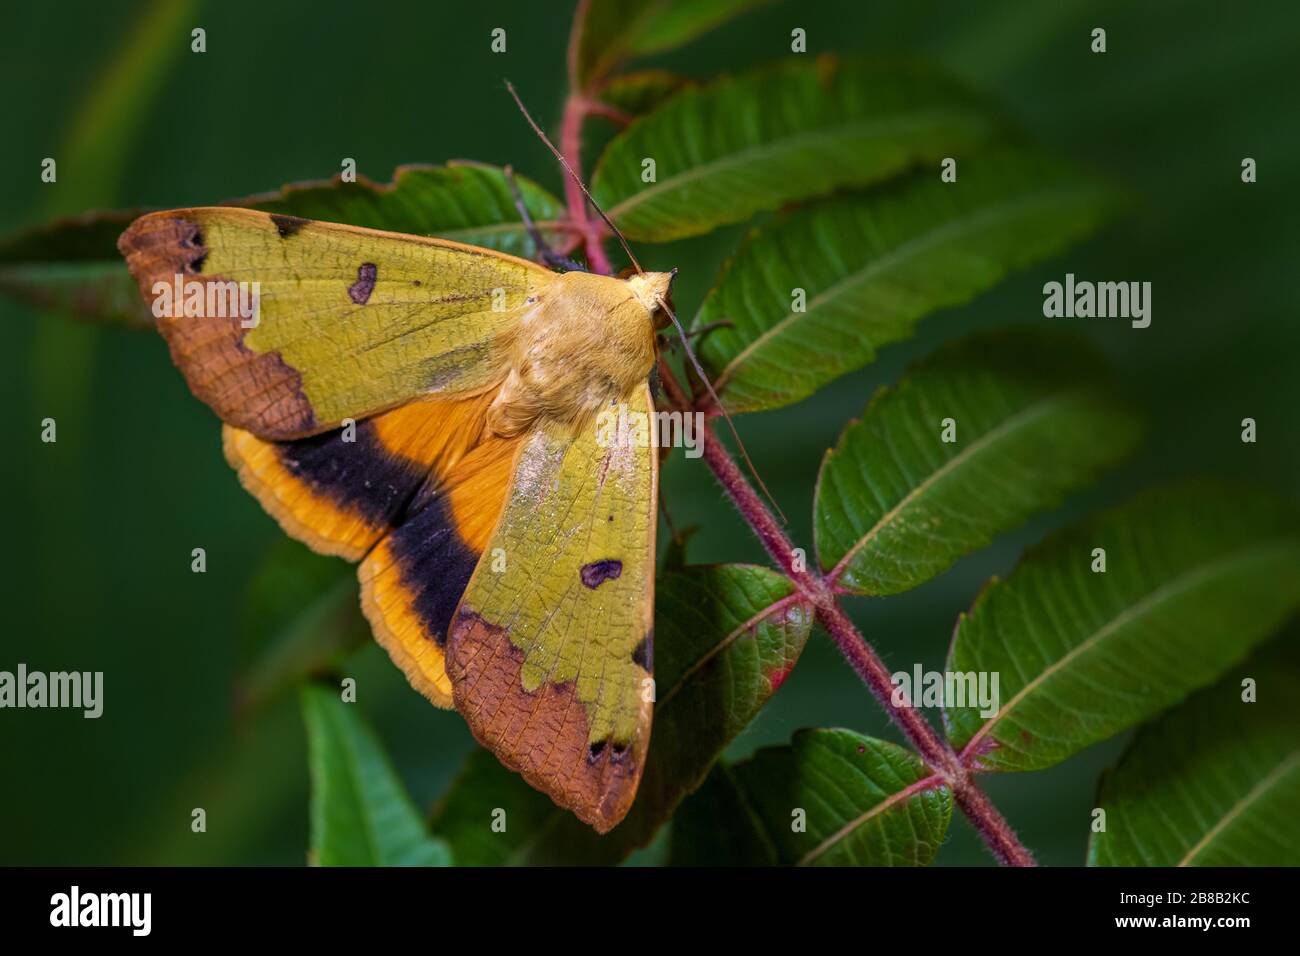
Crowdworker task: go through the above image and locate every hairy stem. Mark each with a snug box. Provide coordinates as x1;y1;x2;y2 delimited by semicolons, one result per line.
814;599;959;774
698;422;947;769
953;779;1037;867
681;356;1034;863
699;420;1035;865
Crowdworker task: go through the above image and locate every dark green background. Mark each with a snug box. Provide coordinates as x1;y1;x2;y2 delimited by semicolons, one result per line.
1;0;1295;865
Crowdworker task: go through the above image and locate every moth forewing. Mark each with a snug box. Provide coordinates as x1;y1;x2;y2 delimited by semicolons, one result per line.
447;384;658;832
118;207;552;439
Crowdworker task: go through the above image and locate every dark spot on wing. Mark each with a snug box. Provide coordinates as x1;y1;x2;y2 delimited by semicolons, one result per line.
580;559;622;589
631;633;652;671
348;262;377;304
587;739;607;762
270;214;307;238
178;228;205;273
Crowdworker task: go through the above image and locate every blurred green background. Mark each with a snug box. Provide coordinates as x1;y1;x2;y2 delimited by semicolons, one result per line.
1;0;1296;866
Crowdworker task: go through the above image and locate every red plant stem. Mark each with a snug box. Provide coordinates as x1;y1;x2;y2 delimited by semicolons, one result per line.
953;780;1037;868
700;421;1035;866
560;95;613;275
670;353;1033;863
697;423;944;763
815;599;958;774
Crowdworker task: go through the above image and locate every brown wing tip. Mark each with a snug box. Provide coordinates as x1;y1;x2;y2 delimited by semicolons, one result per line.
117;211;207;304
447;609;650;833
116;209;317;440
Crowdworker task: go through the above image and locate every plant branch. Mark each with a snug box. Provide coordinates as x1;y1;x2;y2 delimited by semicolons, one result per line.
664;340;1033;862
698;418;1035;865
568;28;1033;867
559;95;612;275
952;779;1037;868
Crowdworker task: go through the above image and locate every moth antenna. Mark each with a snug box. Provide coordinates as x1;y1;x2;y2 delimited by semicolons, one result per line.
655;292;788;525
504;79;644;275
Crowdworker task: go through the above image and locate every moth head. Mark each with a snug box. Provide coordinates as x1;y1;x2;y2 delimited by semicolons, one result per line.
625;269;676;329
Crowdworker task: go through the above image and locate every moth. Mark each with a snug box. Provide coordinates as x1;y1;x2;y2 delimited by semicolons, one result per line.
117;192;677;832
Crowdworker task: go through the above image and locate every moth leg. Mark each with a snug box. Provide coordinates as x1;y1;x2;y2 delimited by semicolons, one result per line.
504;164;587;272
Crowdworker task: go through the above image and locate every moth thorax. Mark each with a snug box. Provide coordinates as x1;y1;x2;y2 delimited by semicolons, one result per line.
485;271;661;438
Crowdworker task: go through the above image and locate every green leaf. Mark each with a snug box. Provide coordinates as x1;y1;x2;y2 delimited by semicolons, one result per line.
235;539;369;716
675;729;951;866
302;685;451;866
432;564;812;864
591;58;1001;242
574;0;770;87
816;328;1140;596
245;161;566;257
430;749;565;866
620;564;812;844
668;764;778;866
946;483;1300;772
1088;639;1300;866
0;259;151;330
0;210;147;327
597;70;692;117
0;162;564;326
693;148;1118;413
